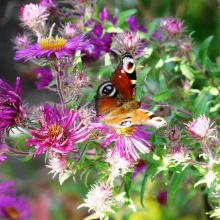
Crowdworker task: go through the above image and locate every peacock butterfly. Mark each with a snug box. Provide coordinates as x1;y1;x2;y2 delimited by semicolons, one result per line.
94;52;167;129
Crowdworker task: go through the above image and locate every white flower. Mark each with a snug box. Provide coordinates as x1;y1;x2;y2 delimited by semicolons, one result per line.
78;182;115;214
210;206;220;218
46;155;71;185
105;150;134;180
194;170;217;188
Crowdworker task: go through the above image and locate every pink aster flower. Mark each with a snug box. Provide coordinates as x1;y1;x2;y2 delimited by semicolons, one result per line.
0;195;32;220
159;17;185;38
25;104;89;157
0;77;27;133
59;22;77;40
12;33;31;50
185;115;216;140
20;3;49;28
114;31;143;54
92;123;152;160
14;35;90;62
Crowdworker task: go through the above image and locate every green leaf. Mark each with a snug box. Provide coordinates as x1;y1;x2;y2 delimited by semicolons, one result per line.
116;9;137;27
20;152;33;162
167;172;184;206
206;70;220;78
147;19;159;37
180;64;194;80
86;89;96;103
124;172;132;197
102;23;124;33
140;165;158;207
83;213;105;220
153;89;175;102
199;36;213;71
163;170;168;185
93;0;102;19
194;94;209;117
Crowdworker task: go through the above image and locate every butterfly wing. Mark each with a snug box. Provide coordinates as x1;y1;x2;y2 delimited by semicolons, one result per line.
111;52;136;100
101;101;167;129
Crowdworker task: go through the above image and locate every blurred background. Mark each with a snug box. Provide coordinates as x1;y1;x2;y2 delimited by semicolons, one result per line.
0;0;220;219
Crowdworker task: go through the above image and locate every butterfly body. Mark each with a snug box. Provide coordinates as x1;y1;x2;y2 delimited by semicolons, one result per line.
95;52;167;129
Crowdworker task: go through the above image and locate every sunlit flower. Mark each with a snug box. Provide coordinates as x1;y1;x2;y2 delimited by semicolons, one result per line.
59;22;77;40
14;35;90;62
46;155;71;184
194;170;217;188
78;182;115;214
105;150;134;179
0;77;27;133
33;68;53;90
20;3;49;28
0;195;32;220
185;115;216;140
93;123;152;160
25;104;89;157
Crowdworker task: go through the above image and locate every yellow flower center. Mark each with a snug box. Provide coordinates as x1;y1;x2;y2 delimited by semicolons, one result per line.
39;37;67;51
116;126;135;136
5;207;20;219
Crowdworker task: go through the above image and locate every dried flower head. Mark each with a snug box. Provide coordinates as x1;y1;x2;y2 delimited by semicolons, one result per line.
185;115;216;140
114;31;141;54
167;125;181;142
25;104;89;157
105;150;134;179
72;71;89;89
0;77;27;133
78;107;94;125
59;22;77;40
78;182;115;214
20;3;49;28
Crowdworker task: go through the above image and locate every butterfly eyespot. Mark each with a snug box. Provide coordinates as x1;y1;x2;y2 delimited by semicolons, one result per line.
120;118;132;127
123;57;135;74
99;82;116;97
